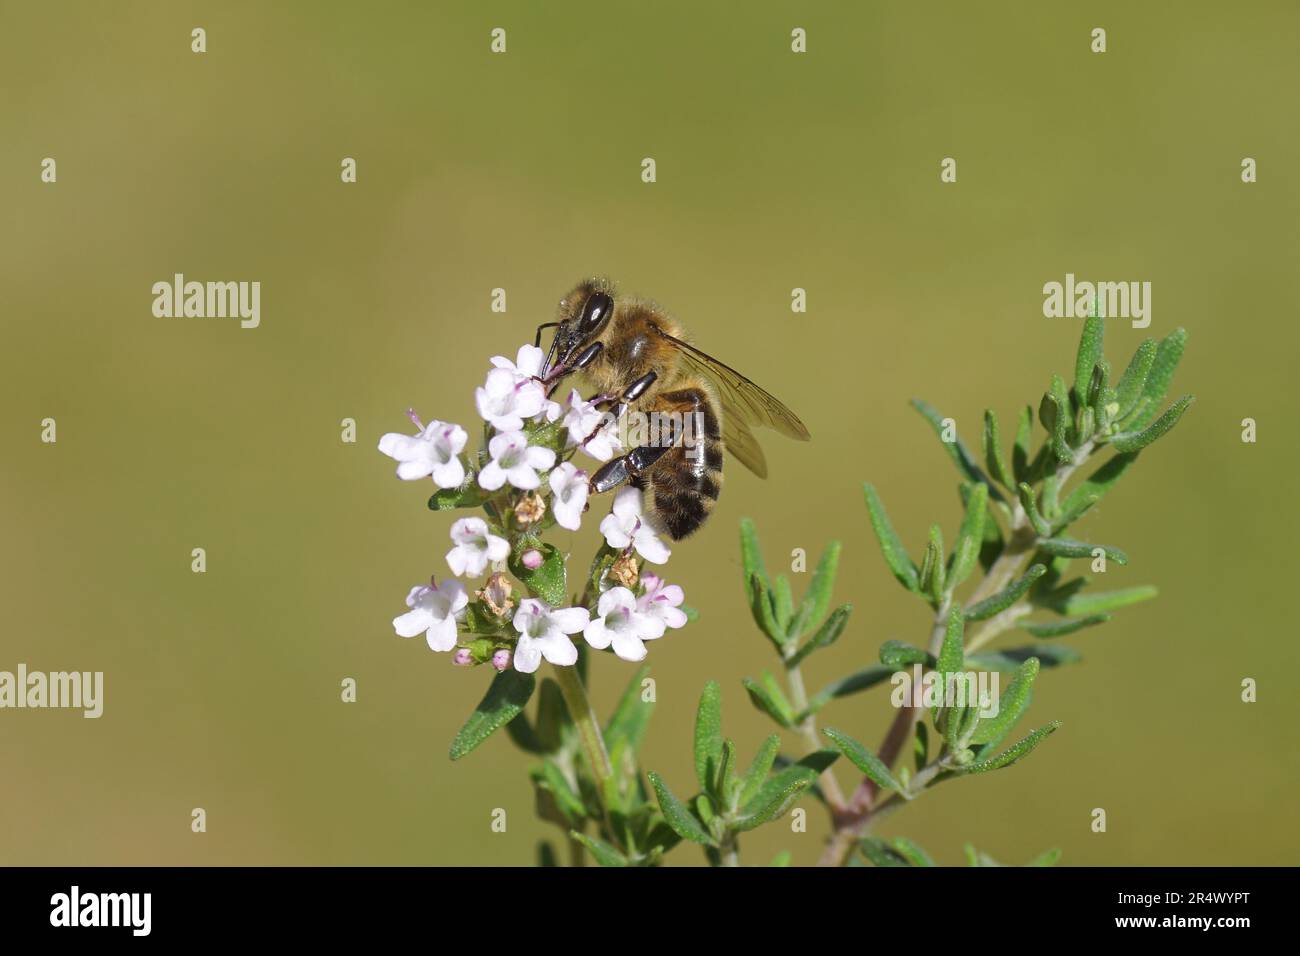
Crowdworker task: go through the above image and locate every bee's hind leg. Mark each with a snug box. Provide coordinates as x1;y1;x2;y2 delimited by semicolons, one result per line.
588;442;673;495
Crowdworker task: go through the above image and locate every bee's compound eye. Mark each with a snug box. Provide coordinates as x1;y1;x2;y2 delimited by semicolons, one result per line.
579;293;614;333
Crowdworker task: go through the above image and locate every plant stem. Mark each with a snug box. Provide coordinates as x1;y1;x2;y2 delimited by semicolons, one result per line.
552;662;614;811
719;831;740;867
783;654;848;815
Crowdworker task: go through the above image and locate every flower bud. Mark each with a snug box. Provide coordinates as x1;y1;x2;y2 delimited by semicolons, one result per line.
521;548;544;571
452;648;474;666
491;649;511;672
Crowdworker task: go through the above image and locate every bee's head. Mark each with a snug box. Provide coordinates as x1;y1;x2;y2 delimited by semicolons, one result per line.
541;279;616;376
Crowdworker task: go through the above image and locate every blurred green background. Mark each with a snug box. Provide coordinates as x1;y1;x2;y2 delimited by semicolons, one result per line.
2;1;1297;866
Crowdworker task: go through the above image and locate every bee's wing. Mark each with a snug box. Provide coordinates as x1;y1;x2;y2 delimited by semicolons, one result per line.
725;413;769;479
651;328;812;442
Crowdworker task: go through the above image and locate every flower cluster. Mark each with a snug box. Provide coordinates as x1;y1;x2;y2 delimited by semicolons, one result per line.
379;342;687;675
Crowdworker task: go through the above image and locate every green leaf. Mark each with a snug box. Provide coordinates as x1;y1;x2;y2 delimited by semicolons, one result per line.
1057;452;1138;529
693;681;723;793
508;543;566;606
823;727;902;793
604;665;653;754
860;837;911;867
1074;314;1105;407
742;675;796;728
1037;537;1129;565
914;722;929;772
982;410;1015;489
970;658;1039;747
717;739;738;804
537;759;586;823
949;482;988;591
504;712;545;754
959;721;1061;774
789;541;842;639
1039;376;1072;463
1127;327;1188;431
646;772;714;845
1017;483;1053;537
910;399;1005;501
863;483;920;593
966;644;1082;670
920;524;946;604
537;841;559;868
880;640;933;669
1110;395;1194;454
803;666;894;716
788;604;851;668
427;484;485;511
772;575;794;633
937;606;966;676
1020;614;1110;638
732;775;814;832
770;850;793;867
1027;848;1062;867
1012;405;1034;483
1114;339;1157;420
449;671;537;760
739;517;770;605
890;837;936;867
1053;585;1157;616
747;575;784;647
965;564;1048;621
569;831;628;867
738;734;782;807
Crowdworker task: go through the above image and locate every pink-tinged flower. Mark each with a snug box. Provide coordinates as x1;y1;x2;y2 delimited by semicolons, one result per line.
476;367;546;432
393;577;468;652
377;418;467;487
511;599;592;674
562;389;622;461
583;587;665;662
548;462;589;531
446;517;509;577
491;649;511;672
638;572;688;630
477;430;556;491
520;548;544;570
453;648;474;666
599;487;671;564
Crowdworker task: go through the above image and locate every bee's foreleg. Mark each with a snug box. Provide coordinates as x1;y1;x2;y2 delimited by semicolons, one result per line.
579;371;658;448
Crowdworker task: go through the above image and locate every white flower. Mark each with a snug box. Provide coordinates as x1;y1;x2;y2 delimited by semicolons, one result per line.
583;587;665;662
377;419;467;487
548;462;589;531
393;577;468;652
562;389;622;462
478;430;556;491
511;598;592;673
600;487;671;564
476;367;546;432
446;517;510;577
637;572;688;630
491;344;562;424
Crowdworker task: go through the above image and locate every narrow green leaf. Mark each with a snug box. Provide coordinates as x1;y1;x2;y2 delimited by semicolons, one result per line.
970;658;1039;747
823;727;902;793
965;564;1048;621
1040;376;1072;463
1017;483;1052;537
1110;395;1194;454
504;712;544;755
788;604;851;668
739;517;769;605
717;739;738;803
1020;614;1110;638
1115;339;1157;420
910;399;1005;501
739;734;782;807
742;675;796;728
1056;585;1157;616
449;671;537;760
772;575;794;633
1012;405;1034;483
914;722;930;772
880;640;933;669
748;575;784;646
982;411;1014;489
920;524;946;604
693;681;723;793
860;837;911;867
937;606;965;679
966;644;1081;670
1128;327;1188;431
569;831;628;867
537;759;586;823
1074;314;1105;407
646;772;714;845
732;776;813;832
959;721;1061;774
1037;537;1129;565
804;665;894;716
1027;848;1063;867
604;664;653;753
789;541;842;639
1058;453;1137;528
864;483;920;593
891;837;936;867
949;482;988;591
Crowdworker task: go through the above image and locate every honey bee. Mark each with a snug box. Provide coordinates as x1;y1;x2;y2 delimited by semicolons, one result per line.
535;278;810;539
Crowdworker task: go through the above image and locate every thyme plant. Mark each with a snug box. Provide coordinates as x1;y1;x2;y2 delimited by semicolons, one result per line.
378;316;1191;866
